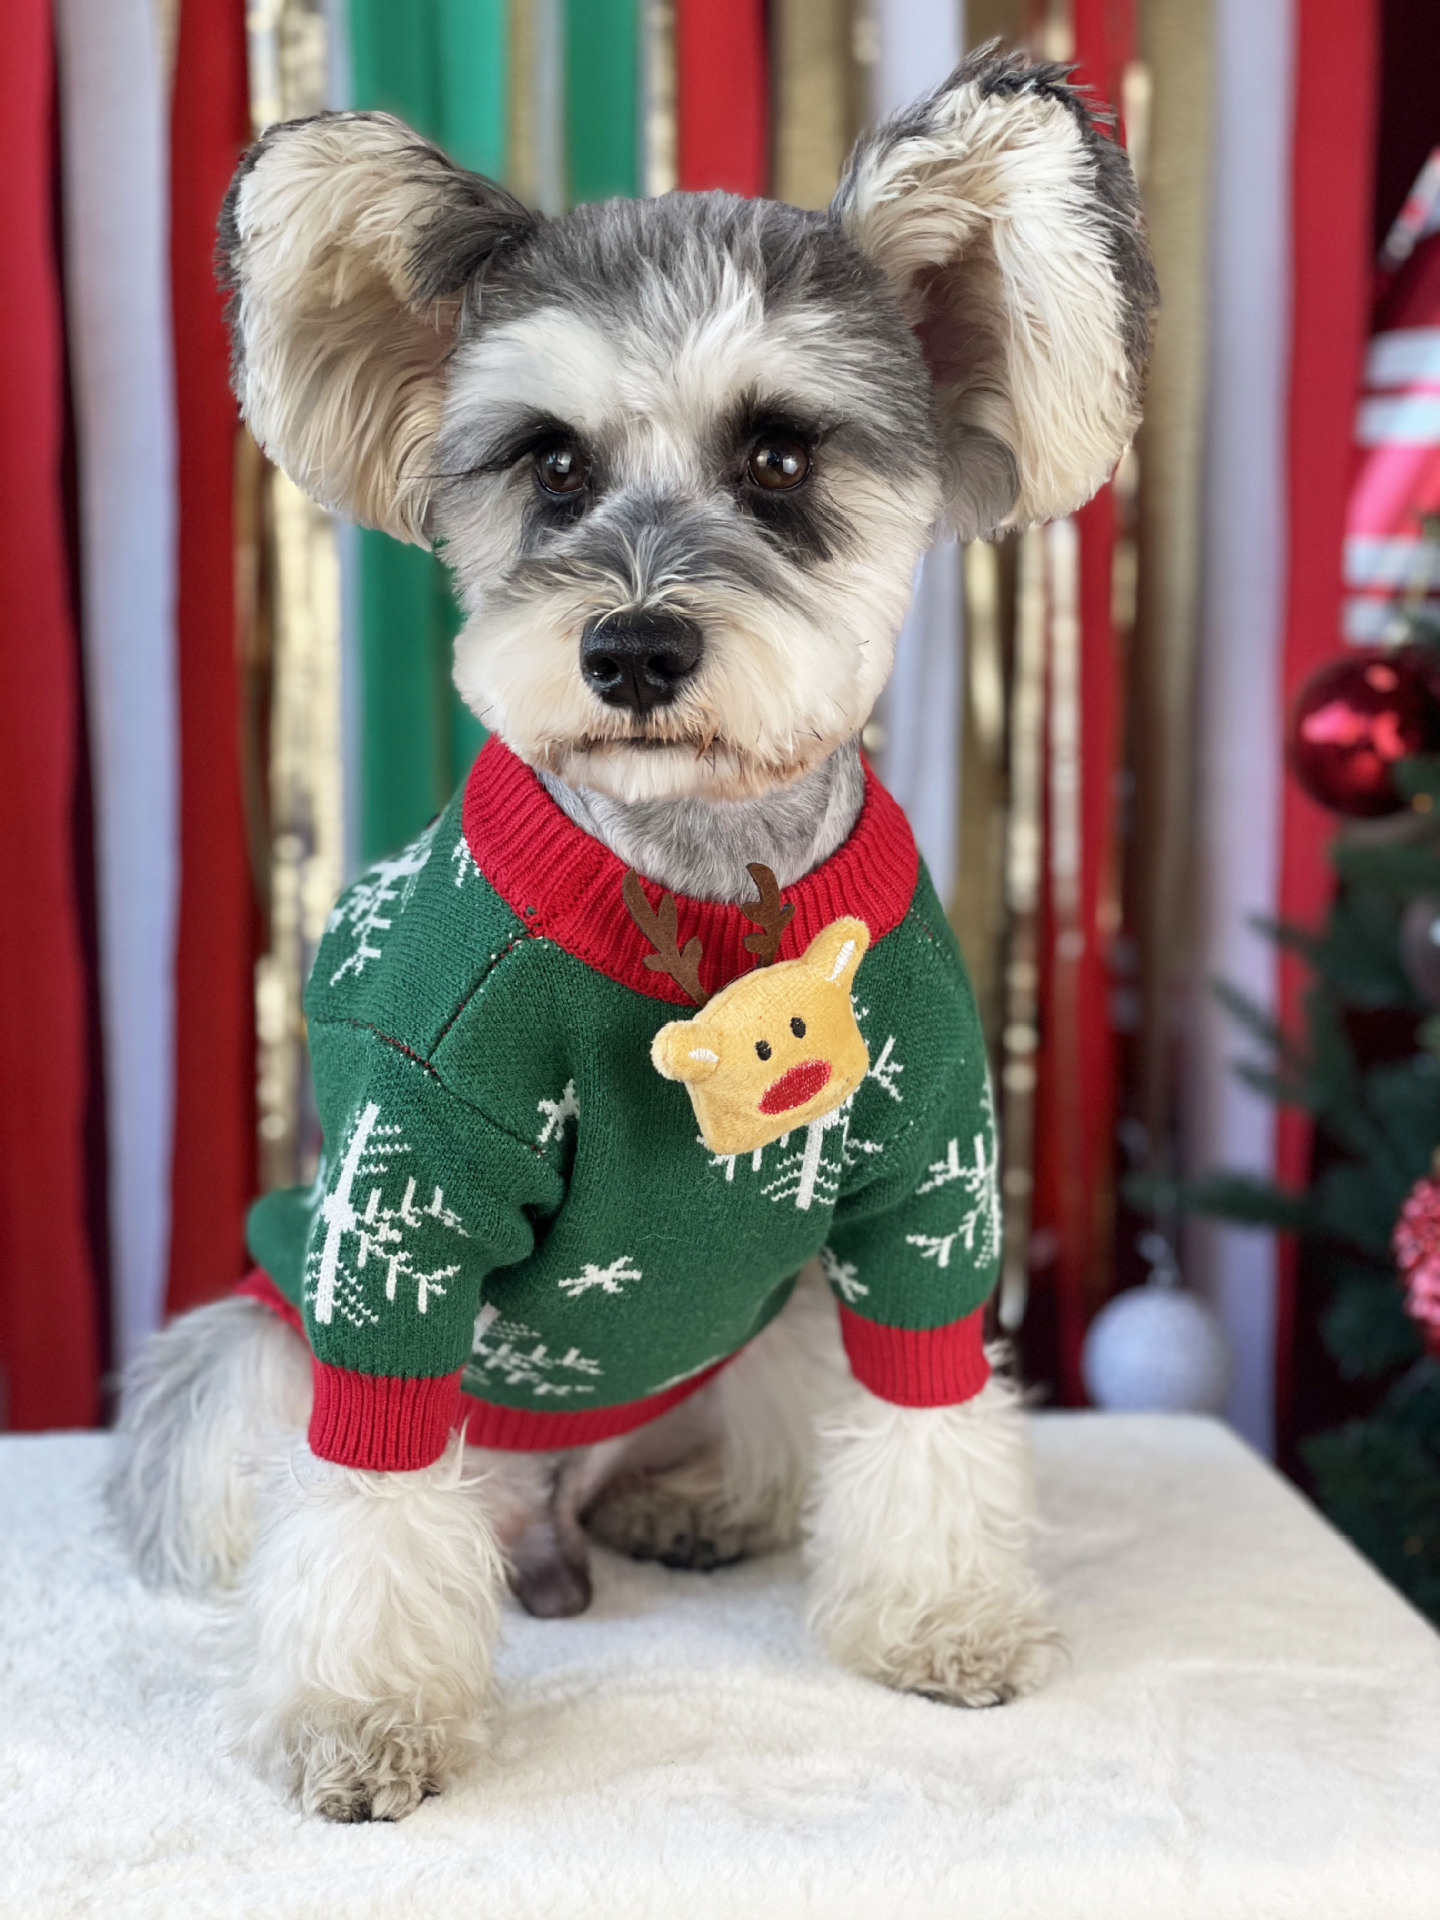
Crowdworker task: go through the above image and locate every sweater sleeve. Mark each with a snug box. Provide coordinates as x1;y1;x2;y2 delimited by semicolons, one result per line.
292;1020;564;1469
821;1025;1000;1411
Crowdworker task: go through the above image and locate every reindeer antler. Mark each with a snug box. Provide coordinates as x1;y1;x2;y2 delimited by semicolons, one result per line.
741;863;795;967
622;871;708;1005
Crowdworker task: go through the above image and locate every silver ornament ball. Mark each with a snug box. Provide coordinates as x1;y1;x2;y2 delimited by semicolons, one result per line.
1399;894;1440;1007
1082;1286;1230;1413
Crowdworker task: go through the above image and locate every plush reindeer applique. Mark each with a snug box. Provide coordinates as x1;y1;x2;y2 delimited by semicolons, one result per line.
624;863;871;1155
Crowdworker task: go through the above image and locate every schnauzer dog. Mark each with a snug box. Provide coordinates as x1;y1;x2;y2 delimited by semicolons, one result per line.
111;48;1155;1821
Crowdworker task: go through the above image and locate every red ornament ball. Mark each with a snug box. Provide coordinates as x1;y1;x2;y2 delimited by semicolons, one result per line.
1287;653;1440;816
1392;1170;1440;1358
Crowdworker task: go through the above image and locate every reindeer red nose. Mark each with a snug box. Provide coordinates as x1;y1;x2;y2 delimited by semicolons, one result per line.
758;1059;832;1115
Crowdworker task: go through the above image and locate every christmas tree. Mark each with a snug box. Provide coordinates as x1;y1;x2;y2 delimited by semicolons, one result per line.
1155;624;1440;1625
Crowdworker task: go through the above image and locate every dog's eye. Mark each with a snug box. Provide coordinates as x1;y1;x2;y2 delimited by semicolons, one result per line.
536;442;590;496
747;435;810;491
755;1039;772;1061
790;1016;806;1038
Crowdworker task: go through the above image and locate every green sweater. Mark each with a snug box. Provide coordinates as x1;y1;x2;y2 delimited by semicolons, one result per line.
245;740;1000;1469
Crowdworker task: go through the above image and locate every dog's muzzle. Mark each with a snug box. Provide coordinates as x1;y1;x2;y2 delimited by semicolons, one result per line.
580;611;703;716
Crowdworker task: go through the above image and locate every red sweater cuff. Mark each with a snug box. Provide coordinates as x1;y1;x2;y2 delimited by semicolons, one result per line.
236;1268;304;1337
309;1361;466;1470
838;1305;990;1406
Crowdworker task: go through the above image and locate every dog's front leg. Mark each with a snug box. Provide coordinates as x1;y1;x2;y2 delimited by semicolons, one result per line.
218;1435;504;1820
805;1372;1058;1706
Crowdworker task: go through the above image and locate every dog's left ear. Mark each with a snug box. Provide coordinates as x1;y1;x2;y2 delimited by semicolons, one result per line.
833;49;1157;539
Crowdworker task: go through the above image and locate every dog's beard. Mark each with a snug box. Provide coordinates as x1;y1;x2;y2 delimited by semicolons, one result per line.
539;732;837;804
453;579;906;804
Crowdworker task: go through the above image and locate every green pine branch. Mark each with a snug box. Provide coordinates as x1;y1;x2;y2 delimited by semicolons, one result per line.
1168;726;1440;1623
1124;1170;1312;1232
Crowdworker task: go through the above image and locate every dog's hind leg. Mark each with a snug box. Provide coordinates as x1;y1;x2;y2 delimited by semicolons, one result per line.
108;1296;311;1596
580;1260;848;1570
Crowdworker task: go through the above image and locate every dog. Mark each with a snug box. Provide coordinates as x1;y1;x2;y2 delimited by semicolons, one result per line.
110;48;1155;1821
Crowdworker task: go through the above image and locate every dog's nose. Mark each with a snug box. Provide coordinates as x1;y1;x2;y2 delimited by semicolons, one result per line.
580;612;702;715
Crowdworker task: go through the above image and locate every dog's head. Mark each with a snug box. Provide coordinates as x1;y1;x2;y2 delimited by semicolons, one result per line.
220;52;1154;804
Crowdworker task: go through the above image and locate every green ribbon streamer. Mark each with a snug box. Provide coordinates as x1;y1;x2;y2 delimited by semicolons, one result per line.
347;0;640;859
348;0;505;862
565;0;638;203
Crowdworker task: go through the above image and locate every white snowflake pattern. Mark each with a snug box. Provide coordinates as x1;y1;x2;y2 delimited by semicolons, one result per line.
536;1079;579;1147
450;832;476;887
557;1255;643;1299
819;1244;868;1304
907;1087;1001;1269
905;1230;963;1269
866;1034;905;1102
308;1100;469;1326
468;1310;603;1397
327;822;438;985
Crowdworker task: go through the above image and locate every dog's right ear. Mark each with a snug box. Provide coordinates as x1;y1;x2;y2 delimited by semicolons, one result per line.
219;112;537;545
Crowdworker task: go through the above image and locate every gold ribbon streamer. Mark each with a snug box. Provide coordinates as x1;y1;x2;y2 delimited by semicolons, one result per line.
772;0;857;209
1129;0;1213;1174
246;0;345;1191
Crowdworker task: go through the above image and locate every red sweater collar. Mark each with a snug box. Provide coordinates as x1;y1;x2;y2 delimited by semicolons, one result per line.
463;738;919;1006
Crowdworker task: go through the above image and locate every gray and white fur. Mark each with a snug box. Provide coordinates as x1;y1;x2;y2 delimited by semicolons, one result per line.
112;48;1154;1819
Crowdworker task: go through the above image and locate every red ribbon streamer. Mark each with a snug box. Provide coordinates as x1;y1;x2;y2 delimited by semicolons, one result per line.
0;0;102;1425
1274;0;1379;1456
165;0;259;1317
676;0;768;197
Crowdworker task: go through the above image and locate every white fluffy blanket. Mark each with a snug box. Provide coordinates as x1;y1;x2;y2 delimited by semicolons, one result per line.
3;1414;1438;1919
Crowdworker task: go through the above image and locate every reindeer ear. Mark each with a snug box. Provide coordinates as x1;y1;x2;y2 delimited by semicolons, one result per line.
800;918;870;993
652;1022;721;1085
219;112;537;545
832;49;1156;537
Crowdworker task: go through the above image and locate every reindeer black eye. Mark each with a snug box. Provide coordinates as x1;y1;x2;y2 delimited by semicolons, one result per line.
755;1039;772;1061
747;435;810;491
536;442;590;496
790;1016;806;1038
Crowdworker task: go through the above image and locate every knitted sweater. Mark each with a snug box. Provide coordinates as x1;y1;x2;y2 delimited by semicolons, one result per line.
243;739;1001;1471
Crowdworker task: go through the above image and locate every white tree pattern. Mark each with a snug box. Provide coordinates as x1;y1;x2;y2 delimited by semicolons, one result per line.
704;1086;885;1212
308;1099;469;1327
468;1306;603;1397
819;1244;868;1304
450;832;476;888
327;821;438;985
557;1254;643;1299
536;1079;579;1147
762;1105;853;1210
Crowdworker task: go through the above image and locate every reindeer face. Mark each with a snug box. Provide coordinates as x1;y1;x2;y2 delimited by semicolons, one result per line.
651;918;870;1155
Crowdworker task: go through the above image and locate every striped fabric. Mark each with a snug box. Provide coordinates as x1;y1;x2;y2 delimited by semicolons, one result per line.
1344;255;1440;647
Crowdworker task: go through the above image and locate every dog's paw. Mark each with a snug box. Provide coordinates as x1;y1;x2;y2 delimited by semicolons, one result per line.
289;1707;473;1822
886;1617;1059;1708
832;1605;1060;1708
584;1472;752;1570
